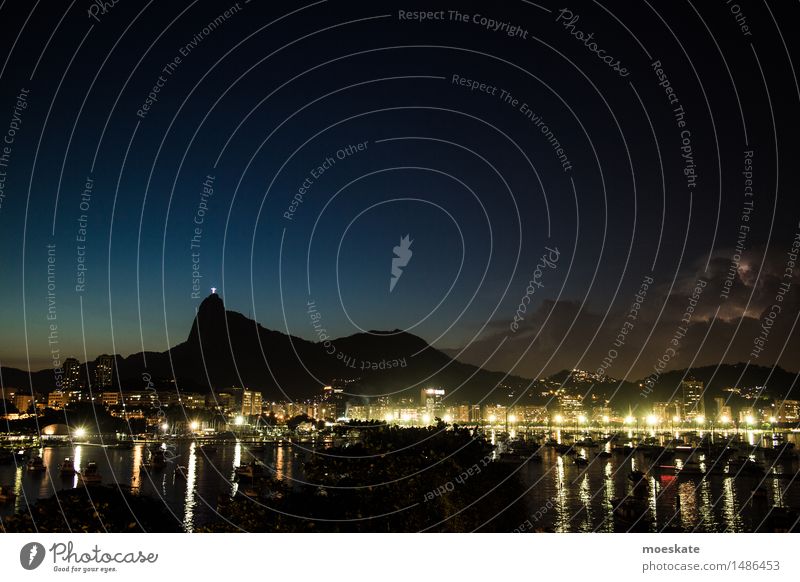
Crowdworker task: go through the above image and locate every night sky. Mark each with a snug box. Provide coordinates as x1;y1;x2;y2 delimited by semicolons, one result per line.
0;0;798;380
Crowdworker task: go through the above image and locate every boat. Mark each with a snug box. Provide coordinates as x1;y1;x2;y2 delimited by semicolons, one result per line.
199;444;217;454
26;456;46;473
77;462;102;486
575;438;597;447
0;485;16;505
58;457;76;475
574;457;589;466
235;461;265;479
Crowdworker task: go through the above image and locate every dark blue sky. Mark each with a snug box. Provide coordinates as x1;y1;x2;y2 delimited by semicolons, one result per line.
1;0;798;378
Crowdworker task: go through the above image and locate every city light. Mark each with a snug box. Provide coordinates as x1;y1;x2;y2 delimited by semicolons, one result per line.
695;415;705;425
508;414;517;423
234;415;245;426
602;415;610;424
190;421;200;431
769;416;777;424
720;415;730;424
672;415;681;423
161;423;169;431
553;414;563;424
488;414;497;423
577;414;587;424
646;414;657;426
73;427;87;439
745;414;754;425
624;415;634;425
401;413;411;422
421;413;431;425
384;413;394;423
442;414;452;423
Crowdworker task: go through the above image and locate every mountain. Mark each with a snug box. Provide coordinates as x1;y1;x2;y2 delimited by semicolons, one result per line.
1;293;529;402
2;294;797;405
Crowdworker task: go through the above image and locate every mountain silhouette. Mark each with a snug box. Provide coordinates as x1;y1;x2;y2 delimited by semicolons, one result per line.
2;293;797;405
107;293;528;401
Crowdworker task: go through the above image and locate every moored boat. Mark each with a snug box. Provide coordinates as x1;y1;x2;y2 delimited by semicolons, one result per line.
59;457;76;475
26;456;46;473
77;462;102;486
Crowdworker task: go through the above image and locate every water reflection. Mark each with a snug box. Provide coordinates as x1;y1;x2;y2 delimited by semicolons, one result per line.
183;442;197;532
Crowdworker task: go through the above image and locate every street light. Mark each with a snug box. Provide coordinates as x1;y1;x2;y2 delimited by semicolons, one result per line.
624;415;635;425
745;414;754;426
73;427;87;439
234;415;245;426
488;414;497;424
695;415;705;426
646;414;657;426
190;421;200;431
161;422;169;432
554;414;563;425
508;414;517;424
421;413;431;425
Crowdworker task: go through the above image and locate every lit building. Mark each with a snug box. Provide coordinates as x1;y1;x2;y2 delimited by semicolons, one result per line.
48;391;67;409
420;388;445;418
242;389;263;416
681;379;705;420
776;400;799;423
13;394;34;413
558;394;583;421
63;357;82;390
94;354;114;389
652;402;669;422
322;385;346;419
101;391;120;406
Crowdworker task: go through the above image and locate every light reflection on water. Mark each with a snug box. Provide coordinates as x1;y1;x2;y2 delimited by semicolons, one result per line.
1;432;798;532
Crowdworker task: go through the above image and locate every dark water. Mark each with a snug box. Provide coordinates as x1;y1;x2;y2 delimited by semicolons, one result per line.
514;430;800;532
2;431;798;532
0;441;309;531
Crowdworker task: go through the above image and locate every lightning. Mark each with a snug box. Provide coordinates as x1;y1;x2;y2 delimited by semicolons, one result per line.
28;545;38;566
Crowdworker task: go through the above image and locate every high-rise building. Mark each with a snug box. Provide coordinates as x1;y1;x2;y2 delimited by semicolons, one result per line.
94;354;114;389
681;379;705;420
420;388;445;418
776;400;799;423
63;357;82;390
242;389;263;416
